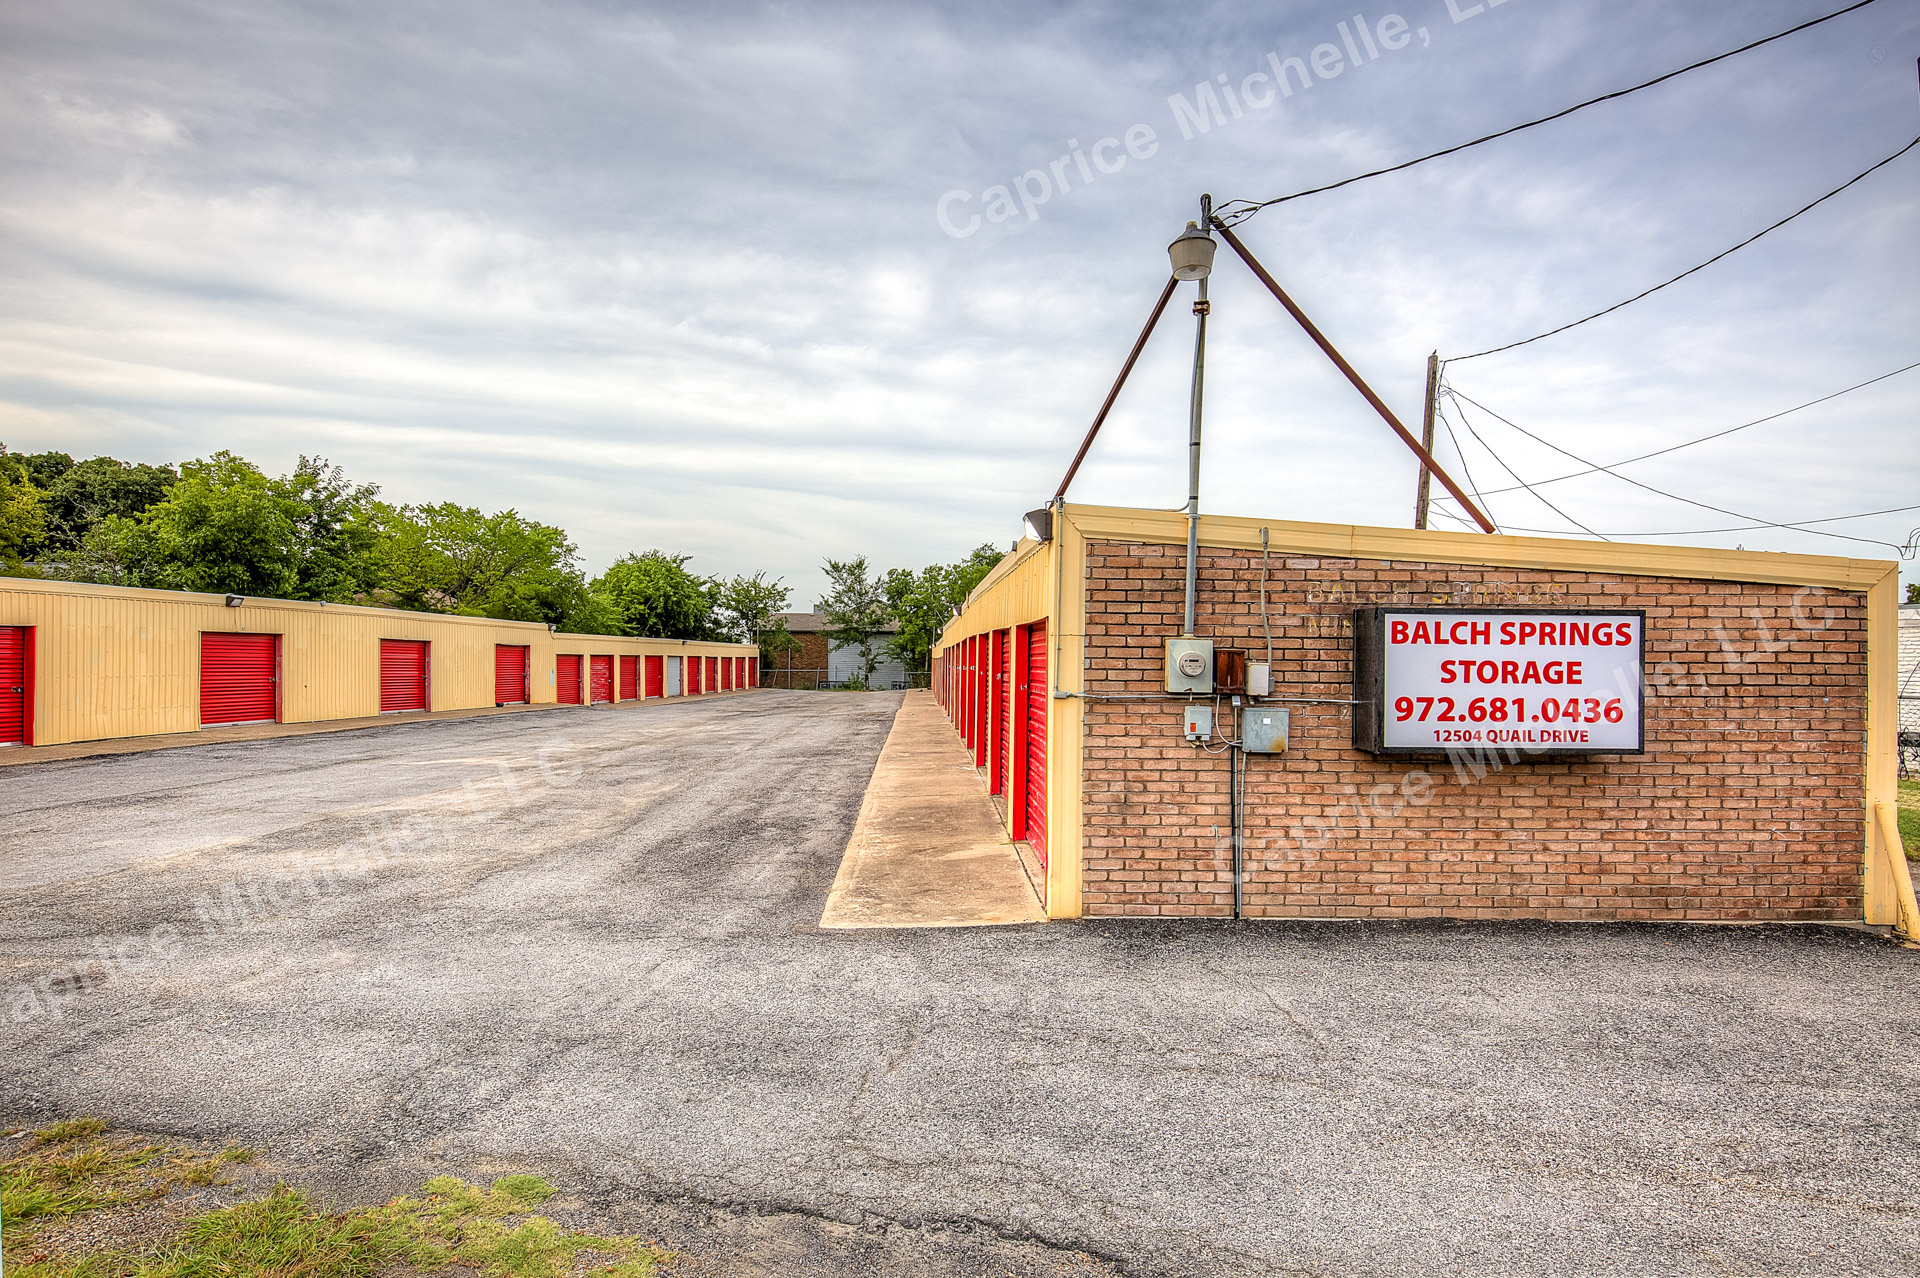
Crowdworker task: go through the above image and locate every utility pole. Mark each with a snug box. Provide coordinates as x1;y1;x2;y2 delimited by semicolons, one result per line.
1413;350;1438;529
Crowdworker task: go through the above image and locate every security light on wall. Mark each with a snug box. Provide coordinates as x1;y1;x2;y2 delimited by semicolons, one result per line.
224;594;244;607
1023;506;1054;542
1168;222;1215;280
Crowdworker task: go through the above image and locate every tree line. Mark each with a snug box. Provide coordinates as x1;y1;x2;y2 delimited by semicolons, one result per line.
0;447;786;642
0;446;1014;680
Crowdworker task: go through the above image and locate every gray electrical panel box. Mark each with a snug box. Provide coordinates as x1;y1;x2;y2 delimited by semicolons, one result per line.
1243;707;1289;753
1246;661;1271;697
1165;637;1214;694
1184;704;1213;741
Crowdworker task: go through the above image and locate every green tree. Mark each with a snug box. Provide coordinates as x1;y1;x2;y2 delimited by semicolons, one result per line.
41;456;178;553
757;616;801;685
368;502;601;628
715;571;791;645
590;550;719;639
0;448;49;573
271;457;380;602
138;451;301;596
883;543;1005;681
820;555;892;687
17;450;75;492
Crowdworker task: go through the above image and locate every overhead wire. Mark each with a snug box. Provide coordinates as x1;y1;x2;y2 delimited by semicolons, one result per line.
1433;405;1497;532
1211;0;1884;227
1455;357;1920;497
1450;135;1920;360
1445;395;1609;539
1443;503;1920;540
1437;385;1914;553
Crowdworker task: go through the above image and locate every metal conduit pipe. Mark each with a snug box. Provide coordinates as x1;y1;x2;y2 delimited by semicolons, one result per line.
1184;269;1208;637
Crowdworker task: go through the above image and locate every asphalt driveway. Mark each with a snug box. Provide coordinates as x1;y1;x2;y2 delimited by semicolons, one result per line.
3;690;1919;1276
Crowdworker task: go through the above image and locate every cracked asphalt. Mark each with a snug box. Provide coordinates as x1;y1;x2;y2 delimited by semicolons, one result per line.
4;690;1920;1276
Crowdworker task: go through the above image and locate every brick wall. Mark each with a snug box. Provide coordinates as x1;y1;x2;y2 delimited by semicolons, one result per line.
1080;541;1868;922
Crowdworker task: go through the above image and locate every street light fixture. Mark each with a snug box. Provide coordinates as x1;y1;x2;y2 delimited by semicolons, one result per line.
1168;221;1216;280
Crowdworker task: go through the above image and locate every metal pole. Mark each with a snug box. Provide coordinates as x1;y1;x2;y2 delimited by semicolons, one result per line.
1211;220;1498;534
1415;350;1438;529
1183;271;1209;636
1056;275;1180;501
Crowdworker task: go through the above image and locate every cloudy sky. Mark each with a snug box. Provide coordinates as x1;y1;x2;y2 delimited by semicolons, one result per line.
2;0;1916;606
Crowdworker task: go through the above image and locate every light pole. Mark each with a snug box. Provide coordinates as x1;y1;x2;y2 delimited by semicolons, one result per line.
1167;199;1217;637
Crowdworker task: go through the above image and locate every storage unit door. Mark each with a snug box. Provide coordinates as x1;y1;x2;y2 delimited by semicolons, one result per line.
992;629;1008;794
495;644;529;705
1024;622;1047;863
705;656;718;692
379;640;429;712
720;658;732;692
556;654;582;704
645;655;664;698
200;632;278;726
0;626;27;745
619;656;638;701
748;657;758;688
687;657;700;695
666;656;682;696
589;655;614;704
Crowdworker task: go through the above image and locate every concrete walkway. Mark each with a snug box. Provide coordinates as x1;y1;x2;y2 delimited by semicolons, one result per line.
820;690;1045;928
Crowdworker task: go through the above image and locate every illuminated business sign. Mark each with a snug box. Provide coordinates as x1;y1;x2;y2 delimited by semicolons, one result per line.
1352;608;1646;755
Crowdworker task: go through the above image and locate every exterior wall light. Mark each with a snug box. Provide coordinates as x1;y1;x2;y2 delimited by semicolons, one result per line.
1023;506;1054;543
224;594;244;607
1168;221;1215;280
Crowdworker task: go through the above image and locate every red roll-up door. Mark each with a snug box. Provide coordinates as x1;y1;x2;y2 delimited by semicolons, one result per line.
645;655;664;698
557;654;582;704
720;658;733;692
200;632;278;726
0;626;28;746
379;640;429;712
1024;621;1047;864
998;625;1013;790
589;655;614;704
619;656;638;701
495;644;529;705
687;656;701;695
748;656;758;689
705;656;718;693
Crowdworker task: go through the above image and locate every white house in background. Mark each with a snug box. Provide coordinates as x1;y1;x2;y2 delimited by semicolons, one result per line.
770;610;912;690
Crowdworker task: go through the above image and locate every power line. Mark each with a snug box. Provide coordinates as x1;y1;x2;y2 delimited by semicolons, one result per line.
1442;504;1920;541
1459;357;1920;497
1211;0;1884;227
1446;396;1608;539
1450;135;1920;361
1434;406;1497;532
1439;385;1912;553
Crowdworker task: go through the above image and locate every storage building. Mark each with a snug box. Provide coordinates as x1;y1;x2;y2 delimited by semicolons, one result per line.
0;577;759;749
932;503;1916;934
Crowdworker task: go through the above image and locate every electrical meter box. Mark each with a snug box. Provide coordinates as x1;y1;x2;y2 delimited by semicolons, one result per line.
1243;707;1289;753
1165;637;1214;694
1184;704;1213;741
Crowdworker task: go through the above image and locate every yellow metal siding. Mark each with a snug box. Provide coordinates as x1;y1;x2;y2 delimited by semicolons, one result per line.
0;577;760;747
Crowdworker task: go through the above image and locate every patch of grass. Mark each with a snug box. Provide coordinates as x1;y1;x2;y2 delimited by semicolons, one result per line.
3;1121;665;1278
1896;778;1920;860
